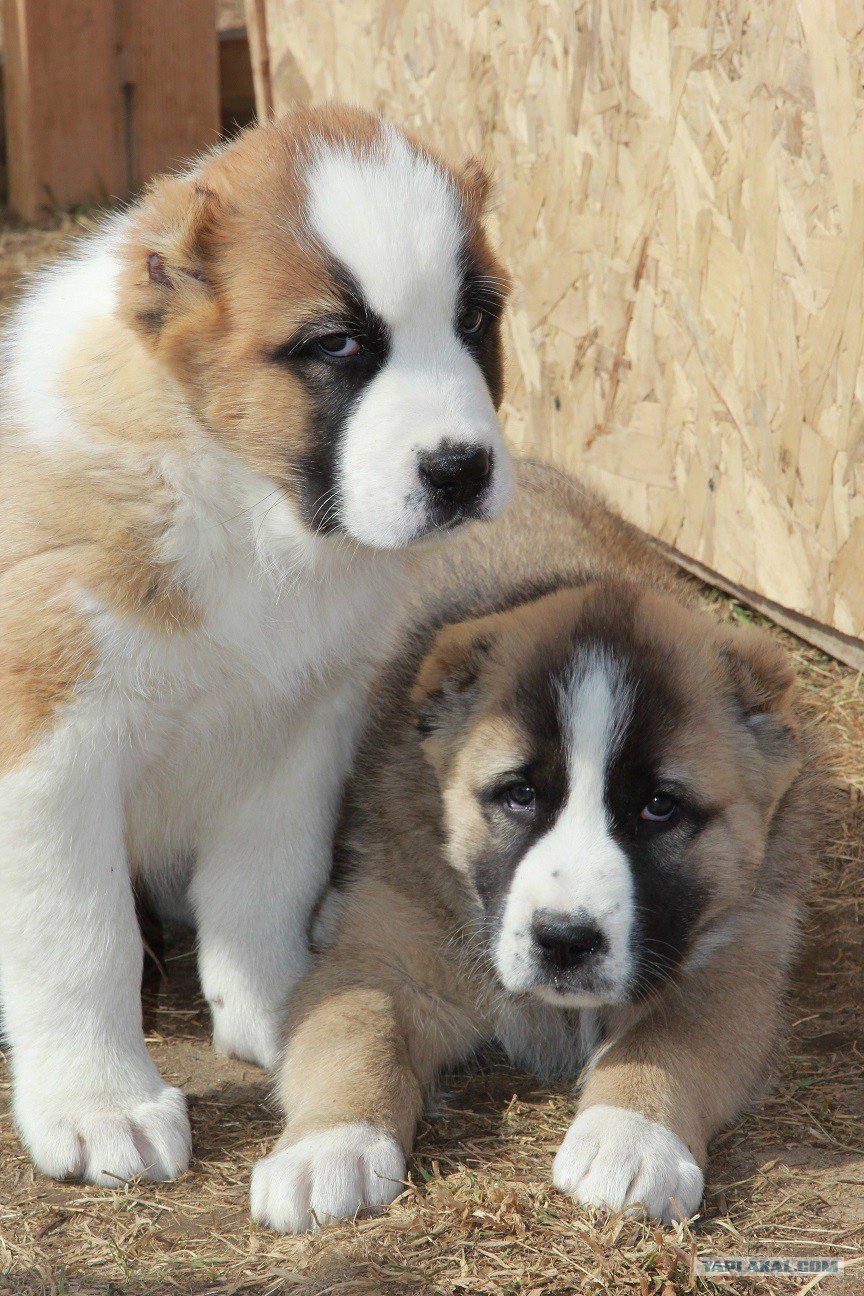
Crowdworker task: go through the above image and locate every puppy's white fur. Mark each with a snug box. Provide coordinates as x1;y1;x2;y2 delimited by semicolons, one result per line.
251;1123;405;1233
553;1104;704;1223
307;129;511;549
1;226;124;453
494;653;635;1005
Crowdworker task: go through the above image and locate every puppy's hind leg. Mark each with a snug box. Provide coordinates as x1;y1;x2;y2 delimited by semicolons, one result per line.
191;680;363;1070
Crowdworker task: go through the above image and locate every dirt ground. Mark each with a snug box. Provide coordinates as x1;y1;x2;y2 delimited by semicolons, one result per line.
0;217;862;1296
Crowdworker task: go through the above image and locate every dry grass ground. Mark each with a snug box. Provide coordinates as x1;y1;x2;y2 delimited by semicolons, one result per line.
0;217;861;1296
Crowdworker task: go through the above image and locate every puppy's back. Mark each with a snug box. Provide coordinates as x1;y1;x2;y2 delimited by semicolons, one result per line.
405;458;680;631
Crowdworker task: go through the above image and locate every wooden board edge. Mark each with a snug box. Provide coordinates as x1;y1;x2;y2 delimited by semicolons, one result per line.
651;540;864;674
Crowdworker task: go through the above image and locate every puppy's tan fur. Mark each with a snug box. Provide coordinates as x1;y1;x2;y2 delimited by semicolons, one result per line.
0;105;499;778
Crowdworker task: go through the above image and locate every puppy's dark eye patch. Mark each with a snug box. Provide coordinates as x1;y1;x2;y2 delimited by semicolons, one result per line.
315;334;362;358
501;780;537;812
268;317;386;366
458;281;506;328
622;776;715;839
480;769;539;809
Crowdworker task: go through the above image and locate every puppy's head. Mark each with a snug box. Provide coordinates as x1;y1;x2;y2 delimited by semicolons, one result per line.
118;105;512;548
412;582;802;1008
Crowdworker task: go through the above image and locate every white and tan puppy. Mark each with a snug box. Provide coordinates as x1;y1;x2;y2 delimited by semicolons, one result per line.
0;106;512;1184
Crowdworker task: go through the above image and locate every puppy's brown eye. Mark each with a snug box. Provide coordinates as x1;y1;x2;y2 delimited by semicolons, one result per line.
459;307;486;336
640;792;677;823
504;781;536;812
316;335;362;358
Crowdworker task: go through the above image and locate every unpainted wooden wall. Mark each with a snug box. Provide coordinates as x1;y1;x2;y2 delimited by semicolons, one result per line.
264;0;864;664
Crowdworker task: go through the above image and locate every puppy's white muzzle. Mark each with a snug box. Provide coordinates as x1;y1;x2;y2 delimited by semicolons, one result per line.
336;341;513;550
492;820;635;1008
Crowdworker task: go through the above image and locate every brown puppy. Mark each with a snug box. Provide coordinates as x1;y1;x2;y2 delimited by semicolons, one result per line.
252;461;829;1231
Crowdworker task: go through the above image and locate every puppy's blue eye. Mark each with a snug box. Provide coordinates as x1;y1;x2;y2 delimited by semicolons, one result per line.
316;335;362;358
504;781;536;812
459;307;486;336
640;793;677;823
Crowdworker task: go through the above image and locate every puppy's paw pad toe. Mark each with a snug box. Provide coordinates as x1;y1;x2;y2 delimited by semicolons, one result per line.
251;1123;405;1234
19;1084;190;1185
553;1104;703;1224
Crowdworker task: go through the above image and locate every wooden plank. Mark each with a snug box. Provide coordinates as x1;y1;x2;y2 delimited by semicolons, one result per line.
218;1;246;30
3;0;124;217
220;28;256;136
245;0;273;122
119;0;220;192
3;0;220;216
653;541;864;675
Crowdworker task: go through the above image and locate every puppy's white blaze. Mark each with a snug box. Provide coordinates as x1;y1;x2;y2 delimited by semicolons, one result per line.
337;337;509;549
494;654;635;1004
305;126;464;323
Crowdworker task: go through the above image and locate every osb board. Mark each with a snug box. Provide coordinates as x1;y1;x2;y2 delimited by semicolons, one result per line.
264;0;864;655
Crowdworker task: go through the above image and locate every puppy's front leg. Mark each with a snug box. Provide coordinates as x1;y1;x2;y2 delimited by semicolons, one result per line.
0;724;190;1184
553;915;795;1222
251;880;480;1232
192;681;363;1069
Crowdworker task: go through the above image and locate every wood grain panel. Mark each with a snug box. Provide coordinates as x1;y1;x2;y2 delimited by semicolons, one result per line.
119;0;220;191
263;0;864;662
4;0;124;216
3;0;220;215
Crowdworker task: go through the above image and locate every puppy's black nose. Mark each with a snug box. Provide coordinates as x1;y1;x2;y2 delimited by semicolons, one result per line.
420;445;491;508
531;912;607;973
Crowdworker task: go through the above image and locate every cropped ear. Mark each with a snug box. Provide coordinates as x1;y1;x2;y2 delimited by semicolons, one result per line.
411;612;501;739
118;177;222;341
720;626;796;716
718;624;799;764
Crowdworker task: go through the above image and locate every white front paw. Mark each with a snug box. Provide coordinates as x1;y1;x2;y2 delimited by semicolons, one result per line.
553;1105;704;1223
251;1123;406;1233
16;1082;191;1186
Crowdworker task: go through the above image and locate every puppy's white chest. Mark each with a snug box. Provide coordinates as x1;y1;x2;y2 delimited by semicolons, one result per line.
118;554;402;872
493;998;599;1081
